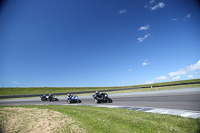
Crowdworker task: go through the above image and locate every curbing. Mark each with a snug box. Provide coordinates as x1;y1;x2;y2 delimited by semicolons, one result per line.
63;104;200;119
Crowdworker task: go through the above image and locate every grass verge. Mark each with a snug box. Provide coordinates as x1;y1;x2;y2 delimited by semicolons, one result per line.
0;105;199;133
0;79;199;96
103;83;200;95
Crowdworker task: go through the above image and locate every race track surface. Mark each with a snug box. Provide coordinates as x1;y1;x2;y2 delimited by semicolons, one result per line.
1;88;200;111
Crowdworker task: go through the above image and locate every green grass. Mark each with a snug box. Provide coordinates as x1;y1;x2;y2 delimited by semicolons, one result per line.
105;83;200;94
133;78;200;88
1;105;199;133
0;79;199;96
1;83;200;101
0;87;124;96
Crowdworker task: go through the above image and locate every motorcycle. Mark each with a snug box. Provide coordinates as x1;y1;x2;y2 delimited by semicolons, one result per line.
92;93;112;104
65;94;81;104
40;94;48;101
48;94;59;101
40;94;59;101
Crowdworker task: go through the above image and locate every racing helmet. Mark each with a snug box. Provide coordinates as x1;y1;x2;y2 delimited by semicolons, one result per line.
96;91;99;93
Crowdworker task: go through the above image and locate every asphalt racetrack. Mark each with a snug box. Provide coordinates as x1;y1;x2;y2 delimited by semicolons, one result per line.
1;88;200;112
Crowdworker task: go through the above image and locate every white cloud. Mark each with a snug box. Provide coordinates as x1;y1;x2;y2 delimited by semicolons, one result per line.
145;80;154;84
151;2;165;11
142;60;151;66
145;60;200;84
185;14;191;19
183;13;191;21
13;81;19;84
119;9;127;15
128;69;133;72
138;25;150;31
187;60;200;71
149;0;156;4
142;62;149;66
188;75;194;79
138;34;150;43
171;76;181;80
158;2;165;8
144;0;156;9
155;76;168;80
169;60;200;77
121;81;125;84
172;18;178;21
169;69;187;77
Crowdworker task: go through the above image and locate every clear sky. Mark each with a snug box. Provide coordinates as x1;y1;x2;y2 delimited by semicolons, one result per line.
0;0;200;87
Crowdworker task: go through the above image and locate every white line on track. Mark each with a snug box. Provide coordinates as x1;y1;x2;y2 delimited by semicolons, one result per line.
63;104;200;119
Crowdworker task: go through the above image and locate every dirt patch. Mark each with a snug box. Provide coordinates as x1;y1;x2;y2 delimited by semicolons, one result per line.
0;107;85;133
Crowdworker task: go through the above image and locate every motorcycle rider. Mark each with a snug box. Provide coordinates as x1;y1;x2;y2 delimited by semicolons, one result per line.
49;94;53;99
67;94;72;99
92;91;112;103
93;91;102;100
41;94;47;101
67;94;75;100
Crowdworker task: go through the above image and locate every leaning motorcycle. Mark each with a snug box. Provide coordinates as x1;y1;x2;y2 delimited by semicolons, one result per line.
40;94;48;101
40;94;59;101
65;95;81;104
48;95;59;101
92;93;113;104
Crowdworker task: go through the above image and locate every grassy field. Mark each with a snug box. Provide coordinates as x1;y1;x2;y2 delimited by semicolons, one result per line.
0;105;199;133
134;78;200;88
104;83;200;95
0;86;121;96
0;79;199;96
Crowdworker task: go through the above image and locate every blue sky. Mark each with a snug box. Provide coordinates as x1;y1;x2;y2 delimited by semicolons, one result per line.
0;0;200;87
